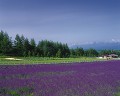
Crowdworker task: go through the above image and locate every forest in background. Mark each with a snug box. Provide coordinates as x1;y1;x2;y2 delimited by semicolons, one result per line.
0;30;120;57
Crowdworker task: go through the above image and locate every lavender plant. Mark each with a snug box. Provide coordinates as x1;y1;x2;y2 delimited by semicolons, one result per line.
0;60;120;96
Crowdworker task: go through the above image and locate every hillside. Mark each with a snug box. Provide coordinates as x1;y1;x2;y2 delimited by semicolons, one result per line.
71;42;120;50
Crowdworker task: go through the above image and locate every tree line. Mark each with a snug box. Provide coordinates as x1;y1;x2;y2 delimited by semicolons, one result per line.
0;30;119;57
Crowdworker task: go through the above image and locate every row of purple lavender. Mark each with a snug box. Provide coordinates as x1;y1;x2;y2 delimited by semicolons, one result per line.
0;60;120;96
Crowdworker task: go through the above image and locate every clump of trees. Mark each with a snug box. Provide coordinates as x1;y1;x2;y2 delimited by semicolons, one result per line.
1;30;119;58
70;48;99;57
98;50;120;56
0;31;12;55
0;30;70;57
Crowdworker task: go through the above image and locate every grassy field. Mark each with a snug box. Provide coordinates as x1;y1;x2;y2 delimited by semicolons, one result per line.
0;56;106;65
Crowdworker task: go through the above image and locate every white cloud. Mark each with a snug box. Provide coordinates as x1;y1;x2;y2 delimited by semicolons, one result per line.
111;39;120;42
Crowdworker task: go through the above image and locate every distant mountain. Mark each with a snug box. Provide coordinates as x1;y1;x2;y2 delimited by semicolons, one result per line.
71;42;120;50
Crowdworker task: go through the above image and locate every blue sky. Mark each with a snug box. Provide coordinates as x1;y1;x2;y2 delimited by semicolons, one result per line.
0;0;120;46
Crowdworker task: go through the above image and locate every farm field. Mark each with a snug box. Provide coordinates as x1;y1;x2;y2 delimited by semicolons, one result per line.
0;57;105;65
0;60;120;96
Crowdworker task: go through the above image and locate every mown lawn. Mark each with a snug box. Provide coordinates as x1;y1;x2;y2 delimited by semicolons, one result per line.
0;56;105;65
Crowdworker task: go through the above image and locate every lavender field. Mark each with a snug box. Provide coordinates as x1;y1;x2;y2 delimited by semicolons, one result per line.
0;61;120;96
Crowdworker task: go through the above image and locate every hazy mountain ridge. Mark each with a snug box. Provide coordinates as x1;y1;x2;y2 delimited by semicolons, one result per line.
71;42;120;50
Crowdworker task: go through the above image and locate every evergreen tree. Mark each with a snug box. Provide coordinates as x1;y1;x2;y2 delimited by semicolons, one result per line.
14;34;23;56
37;41;44;57
86;48;98;57
23;51;27;57
28;51;31;57
56;49;62;58
0;31;12;55
70;49;76;57
62;44;70;57
30;38;36;56
23;38;30;56
75;48;84;57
